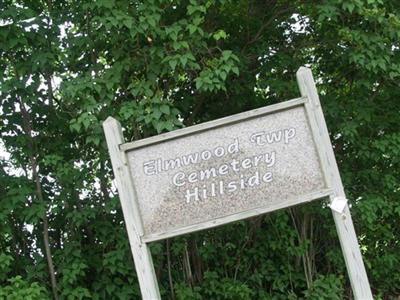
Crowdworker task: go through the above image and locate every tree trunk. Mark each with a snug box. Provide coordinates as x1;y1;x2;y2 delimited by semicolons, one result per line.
19;98;60;300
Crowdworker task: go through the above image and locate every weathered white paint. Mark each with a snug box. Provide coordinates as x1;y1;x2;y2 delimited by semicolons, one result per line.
103;118;161;300
296;67;373;300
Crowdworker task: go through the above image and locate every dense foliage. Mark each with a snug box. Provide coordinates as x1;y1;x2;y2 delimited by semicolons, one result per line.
1;0;399;299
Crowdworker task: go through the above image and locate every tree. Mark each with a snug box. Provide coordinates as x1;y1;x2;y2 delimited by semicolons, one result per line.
1;0;399;299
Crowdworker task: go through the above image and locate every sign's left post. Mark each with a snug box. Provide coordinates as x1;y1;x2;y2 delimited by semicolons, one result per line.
103;117;161;300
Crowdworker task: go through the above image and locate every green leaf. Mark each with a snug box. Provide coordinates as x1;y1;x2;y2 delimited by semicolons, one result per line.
187;5;197;15
187;24;197;35
195;78;203;90
153;107;162;119
160;104;170;115
232;66;239;75
164;120;174;131
222;50;232;60
154;121;164;133
123;19;132;29
148;16;156;27
180;55;188;66
169;59;177;71
220;71;227;80
213;29;227;41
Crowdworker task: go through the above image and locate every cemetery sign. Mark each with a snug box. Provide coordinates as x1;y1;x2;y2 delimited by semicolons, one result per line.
122;98;328;242
103;67;373;300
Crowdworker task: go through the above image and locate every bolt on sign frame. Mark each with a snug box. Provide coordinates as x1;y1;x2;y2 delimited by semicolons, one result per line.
103;67;373;299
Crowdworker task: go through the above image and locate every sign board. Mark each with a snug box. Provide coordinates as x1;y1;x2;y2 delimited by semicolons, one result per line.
123;99;330;242
103;67;373;300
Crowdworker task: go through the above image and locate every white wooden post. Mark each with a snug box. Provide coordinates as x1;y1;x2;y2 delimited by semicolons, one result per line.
103;117;161;300
296;67;373;299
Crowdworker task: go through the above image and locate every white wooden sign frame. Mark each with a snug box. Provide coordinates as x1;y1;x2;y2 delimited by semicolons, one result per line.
103;67;372;299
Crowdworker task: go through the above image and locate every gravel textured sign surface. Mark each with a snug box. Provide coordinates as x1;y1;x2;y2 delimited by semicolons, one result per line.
127;105;326;238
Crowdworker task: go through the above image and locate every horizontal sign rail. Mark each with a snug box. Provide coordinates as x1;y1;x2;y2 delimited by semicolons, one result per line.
120;96;306;152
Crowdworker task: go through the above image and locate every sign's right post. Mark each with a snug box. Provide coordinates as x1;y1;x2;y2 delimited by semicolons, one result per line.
296;67;373;299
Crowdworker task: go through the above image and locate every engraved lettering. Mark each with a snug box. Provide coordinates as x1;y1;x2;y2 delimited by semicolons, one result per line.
165;158;181;170
227;138;239;153
249;128;296;146
188;172;198;183
185;187;199;203
241;158;252;169
250;132;265;145
143;161;156;175
227;181;237;192
199;168;217;180
262;172;273;183
265;151;276;167
248;171;260;187
214;146;225;157
201;150;212;160
284;128;296;143
218;164;229;175
266;130;282;144
182;153;199;165
173;172;185;187
230;159;240;172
